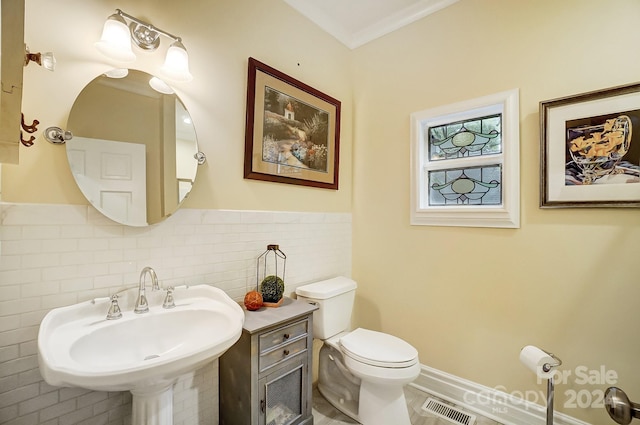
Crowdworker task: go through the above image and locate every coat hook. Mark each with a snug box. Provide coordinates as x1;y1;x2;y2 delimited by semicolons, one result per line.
20;131;35;147
21;113;39;133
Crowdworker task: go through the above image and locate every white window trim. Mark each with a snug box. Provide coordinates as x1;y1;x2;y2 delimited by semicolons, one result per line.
410;89;520;228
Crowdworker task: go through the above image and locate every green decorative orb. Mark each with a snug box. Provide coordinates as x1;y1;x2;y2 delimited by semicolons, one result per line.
260;275;284;302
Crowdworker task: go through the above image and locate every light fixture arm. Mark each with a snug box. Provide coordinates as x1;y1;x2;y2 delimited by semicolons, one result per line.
115;9;181;48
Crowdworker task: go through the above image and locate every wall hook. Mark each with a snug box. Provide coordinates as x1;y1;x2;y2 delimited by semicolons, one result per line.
43;127;73;145
20;131;35;147
21;113;39;133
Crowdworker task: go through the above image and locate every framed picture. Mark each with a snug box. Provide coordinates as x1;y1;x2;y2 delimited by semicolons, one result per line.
541;83;640;207
244;57;341;189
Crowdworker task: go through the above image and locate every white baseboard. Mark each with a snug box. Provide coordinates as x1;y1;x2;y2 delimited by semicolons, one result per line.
411;365;592;425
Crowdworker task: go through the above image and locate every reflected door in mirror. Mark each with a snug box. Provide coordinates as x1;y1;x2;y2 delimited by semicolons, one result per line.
68;137;147;226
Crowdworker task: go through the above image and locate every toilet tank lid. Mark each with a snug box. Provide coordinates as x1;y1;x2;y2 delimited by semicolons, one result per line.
295;277;357;299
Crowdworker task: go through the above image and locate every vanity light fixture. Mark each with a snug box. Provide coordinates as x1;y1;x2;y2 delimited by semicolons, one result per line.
24;46;56;71
95;9;193;82
158;40;192;82
94;12;135;62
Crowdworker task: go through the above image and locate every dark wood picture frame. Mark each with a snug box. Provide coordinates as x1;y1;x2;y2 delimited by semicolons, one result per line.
540;82;640;208
244;57;341;190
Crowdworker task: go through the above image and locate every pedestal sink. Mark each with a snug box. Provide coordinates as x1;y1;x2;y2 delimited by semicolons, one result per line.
37;284;244;425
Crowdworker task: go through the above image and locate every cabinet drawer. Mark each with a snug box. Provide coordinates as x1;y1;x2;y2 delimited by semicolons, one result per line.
259;337;307;372
259;319;308;353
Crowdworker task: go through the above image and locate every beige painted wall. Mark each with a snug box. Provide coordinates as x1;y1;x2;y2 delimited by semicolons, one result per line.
2;0;353;213
4;0;639;423
351;1;640;423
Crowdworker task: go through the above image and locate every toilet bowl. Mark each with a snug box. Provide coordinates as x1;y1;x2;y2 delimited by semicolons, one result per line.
295;277;420;425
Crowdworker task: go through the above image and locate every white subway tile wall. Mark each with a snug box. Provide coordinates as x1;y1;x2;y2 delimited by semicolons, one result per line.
0;203;352;425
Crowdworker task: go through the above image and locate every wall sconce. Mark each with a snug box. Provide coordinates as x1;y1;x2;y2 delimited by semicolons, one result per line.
95;9;193;82
24;46;56;71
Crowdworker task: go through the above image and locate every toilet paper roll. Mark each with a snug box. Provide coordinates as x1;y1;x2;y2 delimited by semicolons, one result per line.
519;345;556;379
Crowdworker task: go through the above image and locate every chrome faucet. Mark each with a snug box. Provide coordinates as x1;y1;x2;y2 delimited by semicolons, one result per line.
134;266;160;314
106;294;123;320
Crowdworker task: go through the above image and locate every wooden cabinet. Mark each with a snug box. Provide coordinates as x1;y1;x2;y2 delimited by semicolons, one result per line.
0;0;25;164
220;298;317;425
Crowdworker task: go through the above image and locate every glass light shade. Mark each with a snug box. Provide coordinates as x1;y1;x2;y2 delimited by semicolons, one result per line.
149;76;174;94
159;41;193;82
94;14;136;63
104;68;129;79
40;52;56;71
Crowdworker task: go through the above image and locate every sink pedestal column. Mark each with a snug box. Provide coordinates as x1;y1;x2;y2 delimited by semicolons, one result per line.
131;385;173;425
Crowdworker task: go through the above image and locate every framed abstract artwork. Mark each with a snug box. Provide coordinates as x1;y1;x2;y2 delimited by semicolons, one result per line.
541;83;640;207
244;57;341;190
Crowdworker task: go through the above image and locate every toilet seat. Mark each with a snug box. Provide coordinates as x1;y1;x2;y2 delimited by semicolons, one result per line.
339;328;418;368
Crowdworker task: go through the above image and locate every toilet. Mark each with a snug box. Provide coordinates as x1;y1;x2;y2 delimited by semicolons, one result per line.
295;276;420;425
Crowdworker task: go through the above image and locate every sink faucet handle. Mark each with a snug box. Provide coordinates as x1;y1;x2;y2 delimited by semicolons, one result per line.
106;294;123;320
163;287;175;309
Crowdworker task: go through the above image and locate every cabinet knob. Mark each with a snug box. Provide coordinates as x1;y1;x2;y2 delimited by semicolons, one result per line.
283;349;290;356
283;333;290;340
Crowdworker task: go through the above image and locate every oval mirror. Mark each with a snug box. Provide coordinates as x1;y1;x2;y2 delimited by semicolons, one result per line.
66;69;199;226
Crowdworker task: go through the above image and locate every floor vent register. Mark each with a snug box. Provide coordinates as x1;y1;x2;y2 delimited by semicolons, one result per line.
421;397;477;425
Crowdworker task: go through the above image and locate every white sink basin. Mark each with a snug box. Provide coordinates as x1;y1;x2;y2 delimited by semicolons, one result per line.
38;284;244;393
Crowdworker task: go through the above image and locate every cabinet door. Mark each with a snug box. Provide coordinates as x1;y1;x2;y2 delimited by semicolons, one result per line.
0;0;25;164
258;357;308;425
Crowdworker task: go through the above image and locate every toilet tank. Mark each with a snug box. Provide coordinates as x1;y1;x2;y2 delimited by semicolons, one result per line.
295;277;357;340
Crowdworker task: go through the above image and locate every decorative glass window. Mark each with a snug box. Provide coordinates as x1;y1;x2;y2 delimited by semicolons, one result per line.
410;89;520;228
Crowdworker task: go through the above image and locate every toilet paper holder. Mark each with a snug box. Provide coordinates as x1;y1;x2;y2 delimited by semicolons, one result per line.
520;346;563;425
520;345;562;378
541;350;562;425
540;349;563;373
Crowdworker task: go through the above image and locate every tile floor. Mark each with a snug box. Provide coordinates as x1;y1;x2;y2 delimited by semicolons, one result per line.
312;385;503;425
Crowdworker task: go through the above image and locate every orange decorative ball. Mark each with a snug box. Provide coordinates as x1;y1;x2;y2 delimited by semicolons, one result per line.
244;290;263;311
